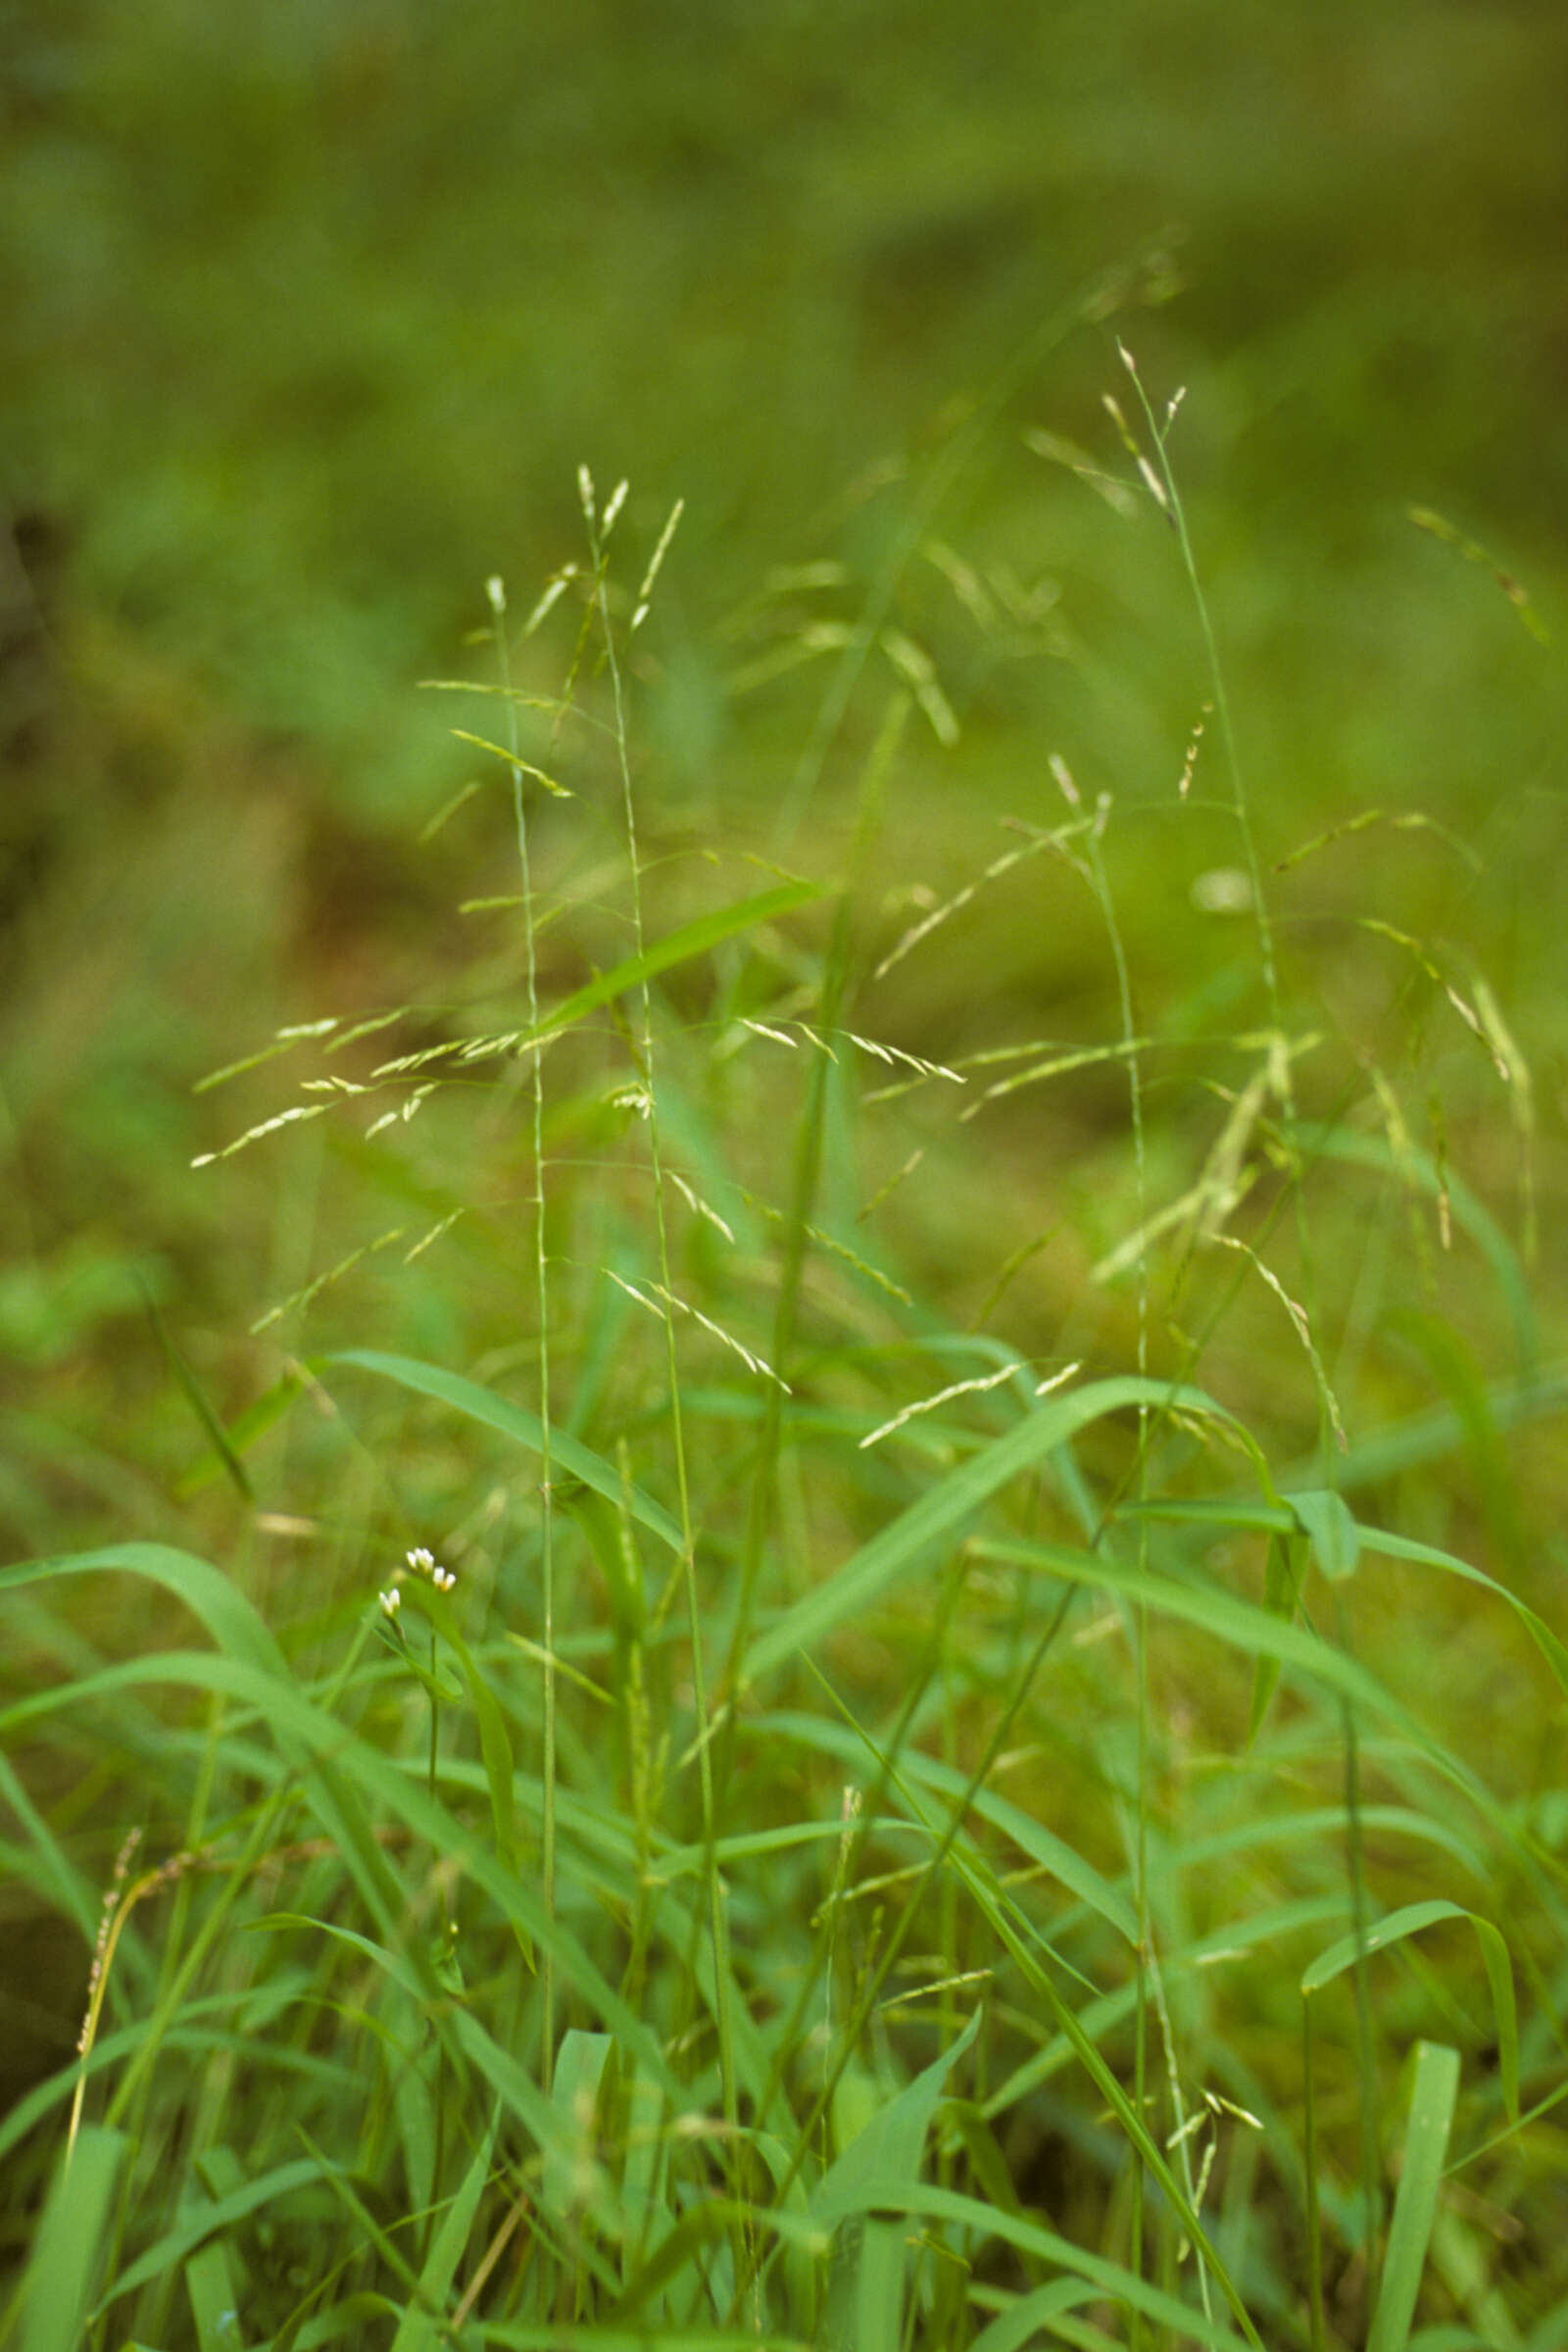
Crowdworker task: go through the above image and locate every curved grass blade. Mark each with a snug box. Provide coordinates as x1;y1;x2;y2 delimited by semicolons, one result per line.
1116;1494;1568;1702
969;1534;1413;1732
813;2179;1258;2351
741;1375;1240;1685
1301;1900;1516;2120
323;1348;682;1553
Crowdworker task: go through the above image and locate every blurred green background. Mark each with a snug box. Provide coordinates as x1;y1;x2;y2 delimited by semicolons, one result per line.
3;0;1565;1544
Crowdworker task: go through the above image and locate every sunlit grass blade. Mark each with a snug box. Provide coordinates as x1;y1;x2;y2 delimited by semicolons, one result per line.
16;2125;124;2352
1366;2041;1462;2352
545;2031;613;2227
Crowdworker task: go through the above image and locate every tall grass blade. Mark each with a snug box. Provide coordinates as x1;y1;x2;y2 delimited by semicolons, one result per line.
815;2013;981;2352
1366;2041;1462;2352
390;2106;498;2351
17;2125;124;2352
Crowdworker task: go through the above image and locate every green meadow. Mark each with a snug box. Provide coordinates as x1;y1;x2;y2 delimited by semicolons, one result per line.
4;7;1567;2346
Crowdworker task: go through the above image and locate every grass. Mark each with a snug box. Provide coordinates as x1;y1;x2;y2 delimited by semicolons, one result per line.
3;323;1567;2351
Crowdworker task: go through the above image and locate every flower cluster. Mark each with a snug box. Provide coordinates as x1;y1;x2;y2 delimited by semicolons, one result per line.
378;1545;457;1619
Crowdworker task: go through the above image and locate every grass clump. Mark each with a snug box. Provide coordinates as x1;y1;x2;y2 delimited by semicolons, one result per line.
4;331;1566;2352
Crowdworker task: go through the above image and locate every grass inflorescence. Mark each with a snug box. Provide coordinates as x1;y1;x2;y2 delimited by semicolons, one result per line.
4;326;1566;2352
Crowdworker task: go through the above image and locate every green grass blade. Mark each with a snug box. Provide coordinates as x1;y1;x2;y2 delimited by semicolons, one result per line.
20;2126;125;2352
1354;1524;1568;1702
528;880;831;1048
811;2008;981;2230
0;1542;288;1677
390;2105;498;2351
1289;1487;1360;1582
742;1376;1238;1684
138;1275;254;1502
1119;1494;1568;1701
969;2278;1099;2351
815;2022;981;2352
545;2031;613;2224
324;1348;683;1552
1301;1901;1516;2119
174;1365;307;1496
95;2155;339;2319
825;2179;1256;2351
0;1618;677;2108
1367;2041;1461;2352
185;2236;247;2352
971;1534;1413;1731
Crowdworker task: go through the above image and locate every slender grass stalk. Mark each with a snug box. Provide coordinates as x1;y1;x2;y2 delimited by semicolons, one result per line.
487;573;559;2110
734;1582;1074;2293
721;689;908;1714
1047;762;1161;2311
1115;346;1331;1441
1079;793;1161;2325
1303;1997;1326;2352
576;477;743;2183
1115;347;1283;1048
1117;349;1393;2329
